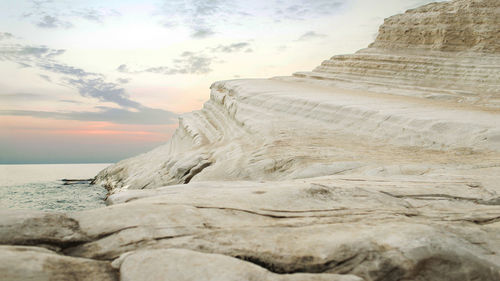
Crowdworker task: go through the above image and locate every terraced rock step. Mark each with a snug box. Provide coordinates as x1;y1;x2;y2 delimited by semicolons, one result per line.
370;0;500;53
293;50;500;107
95;78;500;193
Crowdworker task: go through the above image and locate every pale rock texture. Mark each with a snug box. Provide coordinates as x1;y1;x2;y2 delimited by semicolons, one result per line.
369;0;500;53
1;176;500;280
94;0;500;194
117;249;363;281
0;209;90;247
1;0;500;280
294;0;500;106
0;245;117;281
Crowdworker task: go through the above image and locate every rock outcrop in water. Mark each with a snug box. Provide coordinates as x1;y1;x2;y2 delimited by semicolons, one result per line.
1;0;500;280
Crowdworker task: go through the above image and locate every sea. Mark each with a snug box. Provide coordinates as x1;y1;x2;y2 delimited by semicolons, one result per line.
0;163;112;212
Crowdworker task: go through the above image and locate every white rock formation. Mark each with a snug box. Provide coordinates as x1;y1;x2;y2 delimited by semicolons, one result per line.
94;0;500;194
1;176;500;280
1;0;500;280
117;249;363;281
94;69;500;193
0;245;117;281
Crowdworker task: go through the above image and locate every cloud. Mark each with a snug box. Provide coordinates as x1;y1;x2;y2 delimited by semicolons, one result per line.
0;45;65;61
39;74;52;82
0;44;65;68
155;0;345;38
118;42;253;76
75;8;121;23
296;31;328;41
158;0;230;38
23;0;120;28
0;42;106;94
0;106;177;125
36;15;73;29
0;36;178;125
116;78;131;84
275;1;345;20
118;51;214;75
0;32;14;41
38;62;97;77
117;64;129;72
0;93;50;101
59;99;81;104
191;28;216;39
1;39;146;110
20;46;65;58
63;77;141;109
83;106;177;125
17;62;32;68
210;42;252;53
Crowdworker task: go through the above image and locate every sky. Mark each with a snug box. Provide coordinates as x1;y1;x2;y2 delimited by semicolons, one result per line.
0;0;441;164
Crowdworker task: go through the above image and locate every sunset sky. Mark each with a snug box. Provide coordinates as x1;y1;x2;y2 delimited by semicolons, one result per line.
0;0;440;164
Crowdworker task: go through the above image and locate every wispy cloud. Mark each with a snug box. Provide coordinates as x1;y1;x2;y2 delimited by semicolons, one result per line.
116;64;129;73
38;62;97;77
0;93;50;101
39;74;52;82
274;0;345;20
0;106;177;125
116;78;131;84
59;99;81;104
157;0;230;38
0;44;65;68
63;77;141;109
210;42;252;53
155;0;346;37
0;44;64;61
1;40;132;109
0;34;177;125
36;15;73;29
191;28;216;39
118;42;253;76
0;32;14;41
19;46;65;58
295;31;328;41
118;51;214;75
74;7;121;23
22;0;120;29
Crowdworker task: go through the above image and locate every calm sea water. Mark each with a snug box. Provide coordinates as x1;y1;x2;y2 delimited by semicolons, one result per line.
0;163;112;211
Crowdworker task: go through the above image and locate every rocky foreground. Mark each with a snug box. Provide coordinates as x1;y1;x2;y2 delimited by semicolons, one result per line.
1;0;500;280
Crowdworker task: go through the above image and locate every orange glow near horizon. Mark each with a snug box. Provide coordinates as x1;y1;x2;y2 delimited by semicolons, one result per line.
1;115;179;163
2;116;178;143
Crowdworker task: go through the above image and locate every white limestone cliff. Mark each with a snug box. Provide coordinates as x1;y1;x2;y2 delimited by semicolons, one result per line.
1;1;500;280
94;0;500;195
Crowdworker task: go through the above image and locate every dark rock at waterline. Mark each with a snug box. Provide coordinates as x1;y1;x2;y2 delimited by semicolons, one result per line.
61;179;93;185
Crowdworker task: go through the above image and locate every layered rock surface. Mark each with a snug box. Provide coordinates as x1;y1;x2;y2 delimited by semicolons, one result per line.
1;0;500;280
370;0;500;53
95;0;500;193
2;176;500;280
94;71;500;193
294;0;500;108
